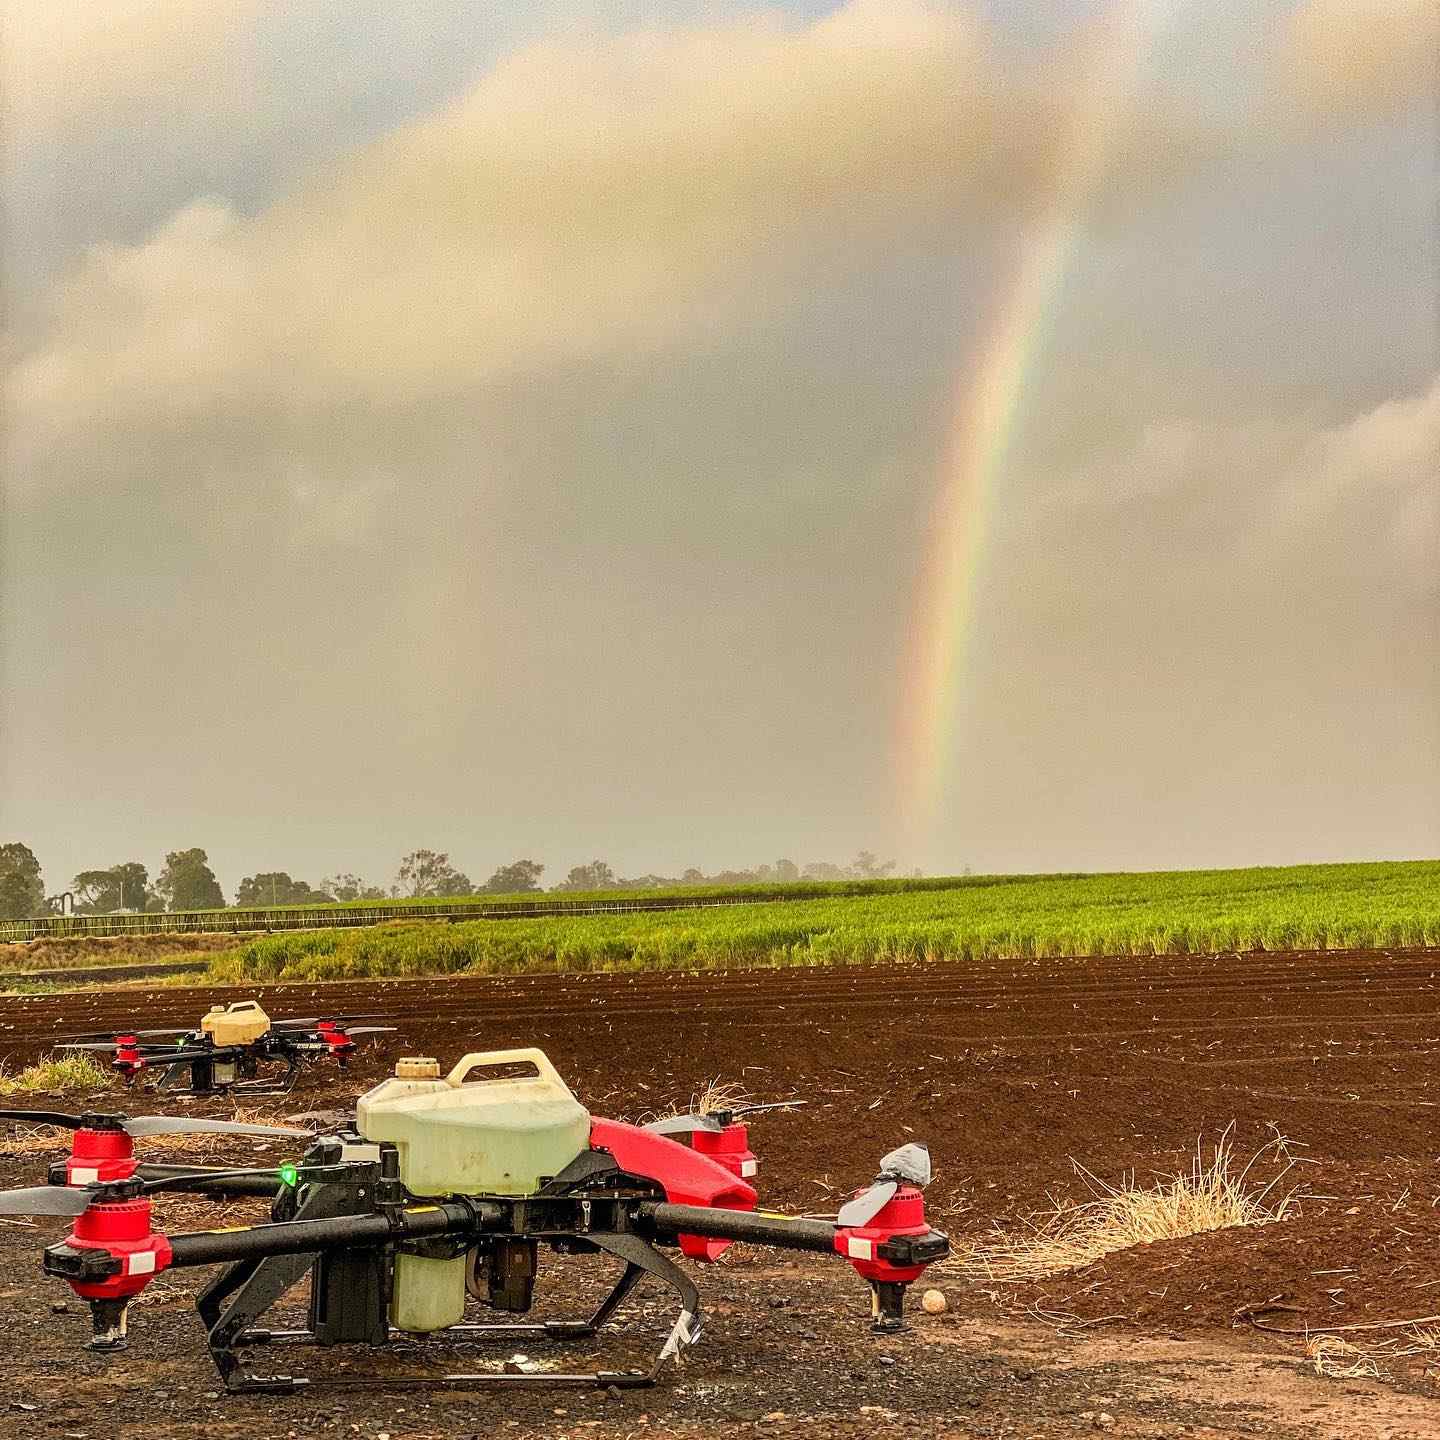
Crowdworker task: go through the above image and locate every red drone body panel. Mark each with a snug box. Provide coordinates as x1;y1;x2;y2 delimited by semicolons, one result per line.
589;1116;757;1260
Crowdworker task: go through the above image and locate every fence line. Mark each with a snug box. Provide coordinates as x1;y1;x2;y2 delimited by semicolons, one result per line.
0;892;800;945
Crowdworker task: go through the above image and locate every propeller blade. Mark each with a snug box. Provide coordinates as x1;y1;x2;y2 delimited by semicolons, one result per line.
0;1184;93;1217
59;1040;193;1054
283;1108;352;1128
65;1028;193;1041
837;1178;899;1228
333;1026;396;1037
0;1109;84;1128
731;1100;807;1119
643;1113;724;1136
270;1014;388;1029
836;1143;933;1226
122;1115;308;1139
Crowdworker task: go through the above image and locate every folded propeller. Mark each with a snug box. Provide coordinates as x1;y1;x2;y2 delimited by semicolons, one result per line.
0;1168;291;1217
835;1142;933;1227
644;1099;806;1136
0;1110;309;1216
0;1108;306;1138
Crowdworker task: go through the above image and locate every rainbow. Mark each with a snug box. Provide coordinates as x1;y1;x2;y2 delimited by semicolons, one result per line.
894;0;1165;852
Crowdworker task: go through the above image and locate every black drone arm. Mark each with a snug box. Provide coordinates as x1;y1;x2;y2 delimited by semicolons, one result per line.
164;1199;493;1267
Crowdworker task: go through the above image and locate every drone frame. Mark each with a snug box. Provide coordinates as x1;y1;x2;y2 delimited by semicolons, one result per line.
30;1114;947;1394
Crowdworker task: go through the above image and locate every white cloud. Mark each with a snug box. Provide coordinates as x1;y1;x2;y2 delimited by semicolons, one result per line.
9;0;1192;496
1275;378;1440;597
1049;375;1440;599
3;0;266;134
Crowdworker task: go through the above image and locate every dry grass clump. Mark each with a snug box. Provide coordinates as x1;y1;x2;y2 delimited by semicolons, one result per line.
968;1128;1303;1282
645;1077;749;1128
694;1079;748;1115
1306;1328;1440;1381
0;1051;113;1096
0;1123;76;1158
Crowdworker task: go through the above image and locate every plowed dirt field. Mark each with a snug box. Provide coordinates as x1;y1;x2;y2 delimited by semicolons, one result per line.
1;949;1438;1438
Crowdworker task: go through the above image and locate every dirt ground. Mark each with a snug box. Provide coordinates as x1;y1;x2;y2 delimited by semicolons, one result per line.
2;948;1439;1438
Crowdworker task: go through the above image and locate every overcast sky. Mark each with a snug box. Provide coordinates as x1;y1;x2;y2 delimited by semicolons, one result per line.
2;0;1436;897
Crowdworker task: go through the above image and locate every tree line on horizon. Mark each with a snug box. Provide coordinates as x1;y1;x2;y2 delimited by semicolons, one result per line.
0;841;907;920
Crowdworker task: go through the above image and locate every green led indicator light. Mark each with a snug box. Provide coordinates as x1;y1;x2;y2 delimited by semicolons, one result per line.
278;1164;299;1188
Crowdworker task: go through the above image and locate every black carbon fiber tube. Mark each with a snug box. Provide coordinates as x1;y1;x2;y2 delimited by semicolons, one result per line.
166;1200;498;1266
135;1164;284;1198
635;1202;839;1253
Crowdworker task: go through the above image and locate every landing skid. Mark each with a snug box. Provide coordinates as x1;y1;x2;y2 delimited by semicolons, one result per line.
156;1058;303;1098
194;1189;701;1394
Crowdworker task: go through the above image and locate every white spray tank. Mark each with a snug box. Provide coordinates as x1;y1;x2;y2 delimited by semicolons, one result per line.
356;1049;591;1332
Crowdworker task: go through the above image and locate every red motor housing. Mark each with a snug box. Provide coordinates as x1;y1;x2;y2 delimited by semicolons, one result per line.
317;1021;355;1060
65;1127;137;1186
112;1037;145;1085
63;1197;172;1302
834;1185;932;1285
692;1121;759;1183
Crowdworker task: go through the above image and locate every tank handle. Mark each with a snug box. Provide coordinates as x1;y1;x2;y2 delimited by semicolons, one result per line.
226;1001;264;1014
445;1048;572;1093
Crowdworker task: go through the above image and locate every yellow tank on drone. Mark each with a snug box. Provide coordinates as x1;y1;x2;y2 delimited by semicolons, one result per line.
199;1000;272;1047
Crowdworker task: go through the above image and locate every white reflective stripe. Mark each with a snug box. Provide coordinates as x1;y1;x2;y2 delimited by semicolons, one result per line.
70;1168;99;1184
128;1251;157;1275
740;1159;758;1178
846;1237;874;1261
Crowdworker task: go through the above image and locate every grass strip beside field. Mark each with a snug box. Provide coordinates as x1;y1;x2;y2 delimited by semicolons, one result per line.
0;1051;113;1095
205;859;1440;984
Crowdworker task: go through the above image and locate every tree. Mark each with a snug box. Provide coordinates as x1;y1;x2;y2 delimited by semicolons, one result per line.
72;862;150;914
112;862;151;910
774;859;800;883
392;850;474;899
553;860;617;892
235;872;333;907
0;842;45;920
850;851;895;881
481;859;544;894
73;869;118;913
321;873;387;903
154;849;225;912
802;861;843;882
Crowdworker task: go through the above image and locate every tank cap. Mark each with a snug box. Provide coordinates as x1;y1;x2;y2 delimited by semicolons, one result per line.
394;1056;441;1079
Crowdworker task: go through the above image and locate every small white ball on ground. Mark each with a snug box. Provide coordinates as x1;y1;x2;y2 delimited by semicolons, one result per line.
921;1288;948;1314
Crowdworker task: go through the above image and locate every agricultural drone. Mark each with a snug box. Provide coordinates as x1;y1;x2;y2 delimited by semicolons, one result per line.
0;1049;949;1392
57;1001;395;1095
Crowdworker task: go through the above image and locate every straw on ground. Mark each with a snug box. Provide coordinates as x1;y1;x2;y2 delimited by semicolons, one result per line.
965;1127;1304;1282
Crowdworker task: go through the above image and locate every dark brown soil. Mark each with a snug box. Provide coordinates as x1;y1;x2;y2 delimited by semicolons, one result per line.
1;949;1438;1438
